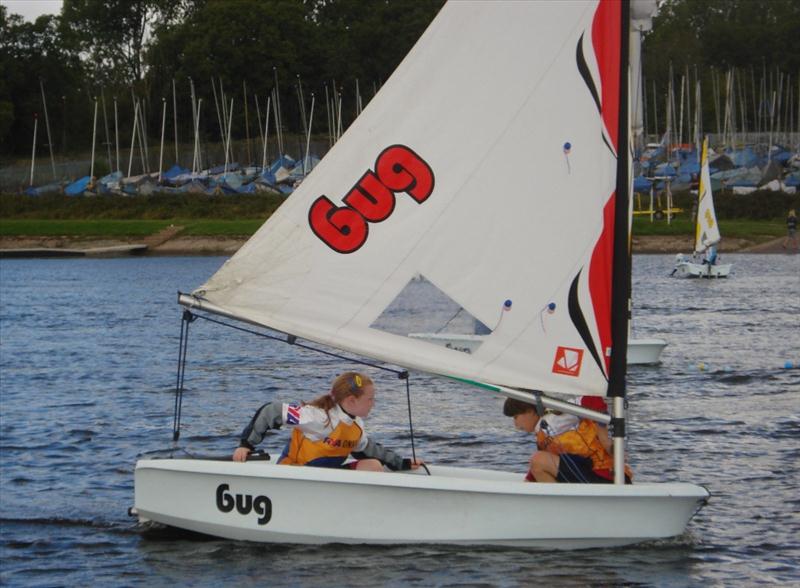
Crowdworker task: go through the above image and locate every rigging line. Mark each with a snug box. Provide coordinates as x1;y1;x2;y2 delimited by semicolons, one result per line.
436;306;464;334
173;310;195;442
402;373;417;465
190;311;405;377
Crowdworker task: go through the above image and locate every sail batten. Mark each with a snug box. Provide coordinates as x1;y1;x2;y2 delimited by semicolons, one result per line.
193;1;627;398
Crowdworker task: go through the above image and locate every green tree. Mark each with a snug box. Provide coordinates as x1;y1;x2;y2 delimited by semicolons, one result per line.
0;7;83;158
642;0;800;135
60;0;189;85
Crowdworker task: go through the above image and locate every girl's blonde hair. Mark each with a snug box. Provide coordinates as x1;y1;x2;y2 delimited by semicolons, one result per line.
308;371;373;417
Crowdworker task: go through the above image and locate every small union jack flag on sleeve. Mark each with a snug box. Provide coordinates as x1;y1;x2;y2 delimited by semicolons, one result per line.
285;403;301;425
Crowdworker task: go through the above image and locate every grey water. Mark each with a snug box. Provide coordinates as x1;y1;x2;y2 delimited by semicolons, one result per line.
1;253;798;587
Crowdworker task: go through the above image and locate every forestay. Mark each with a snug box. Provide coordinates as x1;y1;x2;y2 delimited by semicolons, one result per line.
186;1;627;399
694;137;721;253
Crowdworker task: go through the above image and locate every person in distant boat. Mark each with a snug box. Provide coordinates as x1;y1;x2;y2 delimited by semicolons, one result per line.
502;397;631;484
783;209;798;251
702;244;718;265
232;371;424;472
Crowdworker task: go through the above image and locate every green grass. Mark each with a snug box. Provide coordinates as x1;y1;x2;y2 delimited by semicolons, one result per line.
631;217;785;239
0;219;174;237
179;219;264;236
0;192;790;241
0;218;264;237
715;219;786;239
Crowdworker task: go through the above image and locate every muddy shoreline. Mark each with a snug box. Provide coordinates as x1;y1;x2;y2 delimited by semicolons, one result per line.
0;234;791;255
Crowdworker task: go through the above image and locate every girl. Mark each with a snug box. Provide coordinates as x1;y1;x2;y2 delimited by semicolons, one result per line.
232;371;424;472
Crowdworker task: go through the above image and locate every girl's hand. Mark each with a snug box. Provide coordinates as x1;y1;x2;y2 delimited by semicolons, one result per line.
232;446;252;462
408;458;425;470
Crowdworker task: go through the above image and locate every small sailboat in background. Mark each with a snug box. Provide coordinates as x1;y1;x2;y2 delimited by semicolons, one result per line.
134;0;707;547
673;137;733;278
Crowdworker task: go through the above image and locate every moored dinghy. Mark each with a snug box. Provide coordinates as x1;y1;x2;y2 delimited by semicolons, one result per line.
135;0;708;548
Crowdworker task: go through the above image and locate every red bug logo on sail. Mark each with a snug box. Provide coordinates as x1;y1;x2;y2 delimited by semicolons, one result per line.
308;145;435;253
552;346;584;377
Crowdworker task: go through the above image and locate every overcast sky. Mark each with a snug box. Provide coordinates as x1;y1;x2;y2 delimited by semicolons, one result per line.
1;0;63;22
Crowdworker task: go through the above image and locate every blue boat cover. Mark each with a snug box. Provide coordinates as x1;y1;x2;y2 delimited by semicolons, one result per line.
65;176;91;196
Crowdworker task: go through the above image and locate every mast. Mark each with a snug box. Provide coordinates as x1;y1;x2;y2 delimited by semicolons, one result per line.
609;0;631;485
261;96;271;174
158;97;167;183
254;94;264;168
244;80;252;165
273;67;284;156
193;99;203;174
127;101;139;178
29;114;38;187
223;98;234;176
114;97;120;173
90;97;98;180
101;89;113;173
39;80;57;181
172;79;179;167
304;93;315;175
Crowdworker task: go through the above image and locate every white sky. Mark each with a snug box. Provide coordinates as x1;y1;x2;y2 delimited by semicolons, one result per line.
1;0;63;22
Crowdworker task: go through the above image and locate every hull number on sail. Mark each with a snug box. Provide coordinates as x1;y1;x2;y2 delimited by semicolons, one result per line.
308;145;435;253
216;483;272;525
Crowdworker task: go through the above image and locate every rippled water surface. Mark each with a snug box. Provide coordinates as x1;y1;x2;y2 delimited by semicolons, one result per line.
1;254;798;587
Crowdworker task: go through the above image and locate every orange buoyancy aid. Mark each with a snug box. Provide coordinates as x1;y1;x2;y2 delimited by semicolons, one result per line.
537;419;632;480
278;419;364;466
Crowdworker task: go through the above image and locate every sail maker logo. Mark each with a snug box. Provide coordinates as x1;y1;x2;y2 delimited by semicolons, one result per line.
308;145;434;253
552;346;584;377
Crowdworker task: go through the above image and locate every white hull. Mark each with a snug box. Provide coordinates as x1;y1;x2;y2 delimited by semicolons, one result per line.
672;261;733;278
408;333;666;365
134;459;707;548
627;338;668;365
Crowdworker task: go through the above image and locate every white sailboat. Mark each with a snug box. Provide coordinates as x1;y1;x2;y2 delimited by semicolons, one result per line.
134;0;708;547
673;137;733;278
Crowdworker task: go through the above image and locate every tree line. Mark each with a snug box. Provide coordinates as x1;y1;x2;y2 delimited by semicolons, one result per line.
1;0;798;161
0;0;444;161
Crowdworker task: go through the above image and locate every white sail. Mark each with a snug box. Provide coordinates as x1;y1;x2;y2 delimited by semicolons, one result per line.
694;137;721;252
188;1;627;398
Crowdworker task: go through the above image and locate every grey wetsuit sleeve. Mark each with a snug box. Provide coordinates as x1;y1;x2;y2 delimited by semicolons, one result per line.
239;402;284;449
352;438;407;471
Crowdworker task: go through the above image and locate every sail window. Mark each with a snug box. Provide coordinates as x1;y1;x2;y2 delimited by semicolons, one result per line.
369;275;488;354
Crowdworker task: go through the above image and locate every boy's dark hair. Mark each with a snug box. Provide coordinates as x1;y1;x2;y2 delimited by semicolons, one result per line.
503;397;537;417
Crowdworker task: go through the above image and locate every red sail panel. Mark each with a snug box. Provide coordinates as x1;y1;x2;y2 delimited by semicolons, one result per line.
592;0;621;152
588;0;622;376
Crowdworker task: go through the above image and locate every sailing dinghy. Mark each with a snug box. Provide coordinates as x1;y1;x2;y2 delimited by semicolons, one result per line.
673;137;733;278
134;0;708;548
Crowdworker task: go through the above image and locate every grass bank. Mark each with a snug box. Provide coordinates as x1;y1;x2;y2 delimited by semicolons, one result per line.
0;193;790;241
0;218;263;237
631;217;786;240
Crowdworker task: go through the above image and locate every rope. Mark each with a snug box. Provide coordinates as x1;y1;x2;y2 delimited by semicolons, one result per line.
172;309;195;442
191;312;404;376
436;306;464;333
400;371;417;464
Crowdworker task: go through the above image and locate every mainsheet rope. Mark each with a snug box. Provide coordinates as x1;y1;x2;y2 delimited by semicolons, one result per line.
172;309;195;441
171;309;422;468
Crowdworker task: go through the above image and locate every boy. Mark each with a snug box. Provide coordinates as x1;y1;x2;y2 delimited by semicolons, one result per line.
503;397;630;483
